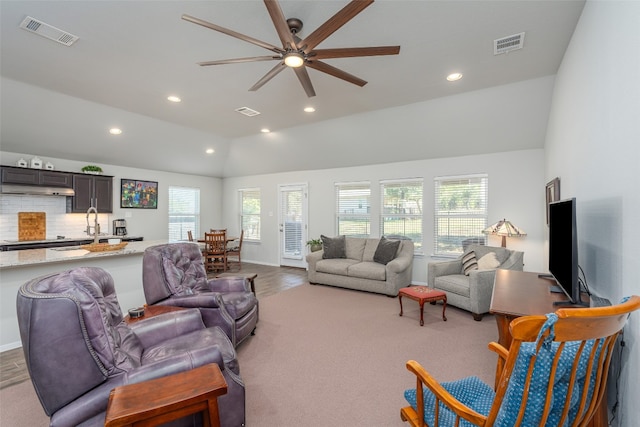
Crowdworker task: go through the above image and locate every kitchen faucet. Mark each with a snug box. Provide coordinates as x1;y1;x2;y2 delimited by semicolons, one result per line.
86;206;101;244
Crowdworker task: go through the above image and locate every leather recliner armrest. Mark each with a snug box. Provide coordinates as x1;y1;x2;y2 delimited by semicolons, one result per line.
128;308;206;348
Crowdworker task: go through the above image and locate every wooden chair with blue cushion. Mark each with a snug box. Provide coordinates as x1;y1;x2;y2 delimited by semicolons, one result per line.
401;295;640;427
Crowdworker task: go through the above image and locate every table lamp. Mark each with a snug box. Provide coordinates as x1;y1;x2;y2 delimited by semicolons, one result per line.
482;219;526;247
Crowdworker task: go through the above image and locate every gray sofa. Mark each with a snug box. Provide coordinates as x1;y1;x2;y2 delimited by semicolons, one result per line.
427;244;524;320
306;236;414;296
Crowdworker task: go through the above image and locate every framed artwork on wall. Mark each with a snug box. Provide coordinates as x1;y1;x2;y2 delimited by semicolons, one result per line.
545;177;560;225
120;179;158;209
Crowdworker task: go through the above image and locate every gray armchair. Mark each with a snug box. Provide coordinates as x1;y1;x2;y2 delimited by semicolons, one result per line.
143;242;258;347
16;266;246;427
427;245;524;320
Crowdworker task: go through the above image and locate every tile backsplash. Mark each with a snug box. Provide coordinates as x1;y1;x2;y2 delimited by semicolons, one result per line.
0;194;112;240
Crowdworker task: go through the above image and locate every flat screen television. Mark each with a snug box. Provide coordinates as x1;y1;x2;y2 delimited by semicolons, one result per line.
547;197;586;306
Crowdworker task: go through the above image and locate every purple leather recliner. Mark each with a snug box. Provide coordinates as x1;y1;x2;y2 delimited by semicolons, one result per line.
142;243;258;347
16;266;246;427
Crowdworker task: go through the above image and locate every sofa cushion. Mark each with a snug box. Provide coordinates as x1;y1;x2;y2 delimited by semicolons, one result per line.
434;274;472;298
374;237;401;265
347;262;386;281
477;252;501;270
316;258;359;275
462;251;478;275
345;237;367;261
362;239;381;262
321;235;346;259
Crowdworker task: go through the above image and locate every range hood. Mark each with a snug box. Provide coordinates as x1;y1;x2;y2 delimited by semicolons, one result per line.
1;184;75;196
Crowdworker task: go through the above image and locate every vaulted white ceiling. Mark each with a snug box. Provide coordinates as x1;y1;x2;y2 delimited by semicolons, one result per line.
0;1;585;177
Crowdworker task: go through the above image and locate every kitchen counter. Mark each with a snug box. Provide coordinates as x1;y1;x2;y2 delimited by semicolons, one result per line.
0;235;144;251
0;239;155;269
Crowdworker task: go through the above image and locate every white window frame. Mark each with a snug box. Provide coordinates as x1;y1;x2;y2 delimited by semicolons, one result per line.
239;188;261;241
434;174;488;257
380;178;423;254
168;186;200;242
335;181;371;237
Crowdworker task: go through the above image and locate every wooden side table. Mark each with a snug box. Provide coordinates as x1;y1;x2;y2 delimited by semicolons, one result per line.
398;286;447;326
105;363;228;427
123;305;184;325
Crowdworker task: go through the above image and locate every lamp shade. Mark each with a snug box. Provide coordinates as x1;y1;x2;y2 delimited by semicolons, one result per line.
482;219;526;247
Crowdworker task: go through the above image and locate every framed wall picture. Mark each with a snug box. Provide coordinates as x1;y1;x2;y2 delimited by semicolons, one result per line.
121;179;158;209
545;177;560;225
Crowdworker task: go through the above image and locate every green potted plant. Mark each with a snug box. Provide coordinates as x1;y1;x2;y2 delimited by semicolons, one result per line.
81;165;103;175
306;238;323;252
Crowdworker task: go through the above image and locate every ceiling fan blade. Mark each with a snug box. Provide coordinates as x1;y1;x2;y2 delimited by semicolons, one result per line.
198;56;281;66
249;61;287;91
264;0;298;50
306;60;367;87
293;67;316;98
182;14;284;54
301;0;374;54
311;46;400;60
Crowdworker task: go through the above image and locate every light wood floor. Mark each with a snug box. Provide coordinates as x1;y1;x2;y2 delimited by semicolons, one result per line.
0;263;307;389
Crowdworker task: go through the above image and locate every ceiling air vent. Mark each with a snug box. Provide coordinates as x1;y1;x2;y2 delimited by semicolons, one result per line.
235;107;261;117
494;32;525;55
19;16;79;46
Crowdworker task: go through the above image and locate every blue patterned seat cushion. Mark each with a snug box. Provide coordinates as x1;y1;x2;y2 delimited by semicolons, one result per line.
404;376;495;427
493;338;604;426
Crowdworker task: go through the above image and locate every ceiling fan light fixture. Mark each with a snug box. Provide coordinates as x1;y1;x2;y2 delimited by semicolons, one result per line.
284;52;304;68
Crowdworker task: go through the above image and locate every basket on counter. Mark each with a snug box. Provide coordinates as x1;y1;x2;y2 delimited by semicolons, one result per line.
81;242;128;252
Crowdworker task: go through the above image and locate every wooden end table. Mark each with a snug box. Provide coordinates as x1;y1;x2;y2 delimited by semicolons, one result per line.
398;286;447;326
123;305;184;325
105;363;228;427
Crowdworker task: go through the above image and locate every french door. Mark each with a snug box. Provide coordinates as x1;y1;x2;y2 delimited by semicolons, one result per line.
278;183;308;268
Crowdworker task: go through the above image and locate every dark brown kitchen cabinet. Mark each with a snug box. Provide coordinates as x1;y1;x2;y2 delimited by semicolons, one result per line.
39;170;73;187
1;166;73;187
67;174;113;213
1;166;39;185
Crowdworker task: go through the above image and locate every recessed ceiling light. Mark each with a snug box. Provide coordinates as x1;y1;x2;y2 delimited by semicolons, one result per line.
304;107;316;113
167;95;181;103
109;128;122;135
446;72;463;82
206;148;214;154
261;128;270;133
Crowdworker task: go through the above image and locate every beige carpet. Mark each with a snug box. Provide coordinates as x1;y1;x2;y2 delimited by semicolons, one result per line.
0;283;499;426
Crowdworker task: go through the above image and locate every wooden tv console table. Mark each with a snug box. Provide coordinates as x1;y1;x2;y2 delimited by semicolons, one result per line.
490;269;605;427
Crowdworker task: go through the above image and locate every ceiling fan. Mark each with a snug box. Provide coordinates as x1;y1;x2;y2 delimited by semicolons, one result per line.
182;0;400;98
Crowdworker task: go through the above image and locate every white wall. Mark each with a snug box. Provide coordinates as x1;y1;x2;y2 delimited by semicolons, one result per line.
544;1;640;424
0;151;223;241
223;148;546;282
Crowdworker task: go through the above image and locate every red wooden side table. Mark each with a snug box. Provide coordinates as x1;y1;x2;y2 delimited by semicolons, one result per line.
398;286;447;326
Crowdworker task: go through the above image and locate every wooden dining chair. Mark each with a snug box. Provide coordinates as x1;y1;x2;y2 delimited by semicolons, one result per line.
204;230;228;273
401;295;640;427
226;230;244;270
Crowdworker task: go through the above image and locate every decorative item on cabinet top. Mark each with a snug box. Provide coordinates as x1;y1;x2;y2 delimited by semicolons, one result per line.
30;157;43;169
81;165;103;175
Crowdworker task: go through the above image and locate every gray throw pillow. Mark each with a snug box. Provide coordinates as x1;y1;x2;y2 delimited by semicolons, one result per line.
373;236;401;265
321;235;346;259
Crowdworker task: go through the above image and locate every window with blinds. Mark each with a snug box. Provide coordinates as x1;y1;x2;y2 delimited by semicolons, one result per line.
335;181;370;237
434;174;488;256
240;188;261;241
168;186;200;242
380;179;423;253
281;186;304;258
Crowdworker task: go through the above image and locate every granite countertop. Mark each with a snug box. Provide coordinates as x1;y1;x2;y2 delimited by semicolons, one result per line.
0;240;171;269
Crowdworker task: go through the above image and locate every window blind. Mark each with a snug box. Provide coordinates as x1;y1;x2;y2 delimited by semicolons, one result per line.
380;178;423;253
335;181;370;237
168;186;200;242
240;188;261;240
434;174;488;256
